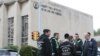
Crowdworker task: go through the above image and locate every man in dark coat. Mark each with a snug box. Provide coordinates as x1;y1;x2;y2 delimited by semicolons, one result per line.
58;33;75;56
50;33;59;56
74;33;83;56
37;29;52;56
83;32;97;56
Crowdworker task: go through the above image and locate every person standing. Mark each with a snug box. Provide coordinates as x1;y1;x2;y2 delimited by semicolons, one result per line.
51;33;59;56
83;32;97;56
74;33;83;56
58;33;75;56
37;29;52;56
69;35;75;45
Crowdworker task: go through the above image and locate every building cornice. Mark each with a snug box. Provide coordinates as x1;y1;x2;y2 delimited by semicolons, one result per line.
18;0;28;3
0;0;28;6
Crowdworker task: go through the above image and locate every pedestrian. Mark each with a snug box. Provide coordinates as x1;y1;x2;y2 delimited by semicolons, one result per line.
50;33;59;56
74;33;83;56
69;35;75;45
58;33;75;56
37;29;52;56
83;32;97;56
59;39;63;44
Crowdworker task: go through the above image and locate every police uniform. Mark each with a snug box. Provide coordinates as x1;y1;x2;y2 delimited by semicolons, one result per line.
37;34;52;56
50;37;59;56
74;39;83;56
58;39;75;56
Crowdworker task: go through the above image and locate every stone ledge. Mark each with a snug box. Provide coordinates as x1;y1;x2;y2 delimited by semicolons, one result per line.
18;0;28;3
0;1;3;6
0;0;28;5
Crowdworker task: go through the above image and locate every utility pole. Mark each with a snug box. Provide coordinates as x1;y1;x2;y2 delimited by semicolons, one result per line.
38;0;42;34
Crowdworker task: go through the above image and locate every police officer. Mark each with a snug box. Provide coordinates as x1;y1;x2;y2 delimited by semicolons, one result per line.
74;33;83;56
58;33;75;56
51;33;59;56
37;29;52;56
83;32;97;56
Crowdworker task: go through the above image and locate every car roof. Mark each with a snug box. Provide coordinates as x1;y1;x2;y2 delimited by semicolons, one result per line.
0;49;14;51
0;49;8;50
98;47;100;51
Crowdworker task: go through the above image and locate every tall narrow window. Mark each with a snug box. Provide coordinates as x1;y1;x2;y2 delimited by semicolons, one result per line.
8;17;14;45
22;15;28;45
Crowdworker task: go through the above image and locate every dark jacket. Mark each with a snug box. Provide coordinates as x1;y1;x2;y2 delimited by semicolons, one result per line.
58;40;75;56
37;34;52;56
50;37;59;56
75;39;83;56
83;38;97;56
50;37;59;53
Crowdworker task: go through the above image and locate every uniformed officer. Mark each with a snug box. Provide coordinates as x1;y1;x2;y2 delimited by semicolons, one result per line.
58;33;75;56
37;29;52;56
74;33;83;56
51;33;59;56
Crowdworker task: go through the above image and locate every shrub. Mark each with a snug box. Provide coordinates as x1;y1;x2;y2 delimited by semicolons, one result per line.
4;45;18;52
20;45;38;56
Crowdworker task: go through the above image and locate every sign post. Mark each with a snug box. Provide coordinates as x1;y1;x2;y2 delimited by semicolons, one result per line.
38;0;42;34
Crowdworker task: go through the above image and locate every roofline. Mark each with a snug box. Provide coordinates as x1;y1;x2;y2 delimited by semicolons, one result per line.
49;1;92;17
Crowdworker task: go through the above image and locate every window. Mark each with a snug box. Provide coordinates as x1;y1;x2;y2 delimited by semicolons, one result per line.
22;15;28;45
8;17;14;45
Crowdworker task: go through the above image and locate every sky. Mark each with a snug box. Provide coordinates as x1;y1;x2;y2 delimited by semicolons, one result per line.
51;0;100;31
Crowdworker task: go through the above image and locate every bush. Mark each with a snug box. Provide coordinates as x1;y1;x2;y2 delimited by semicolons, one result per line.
20;45;38;56
4;45;18;52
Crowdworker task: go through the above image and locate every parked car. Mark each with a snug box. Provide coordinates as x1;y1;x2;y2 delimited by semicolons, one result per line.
0;49;20;56
97;47;100;56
